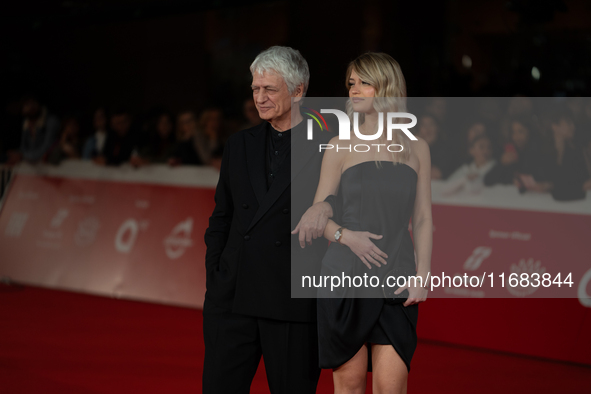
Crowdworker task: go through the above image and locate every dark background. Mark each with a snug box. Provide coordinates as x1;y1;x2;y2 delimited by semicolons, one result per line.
2;0;591;119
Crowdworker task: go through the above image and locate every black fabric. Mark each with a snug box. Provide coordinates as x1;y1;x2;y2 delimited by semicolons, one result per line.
429;138;455;179
317;161;419;372
550;144;589;201
103;131;136;165
173;139;203;165
484;141;551;186
202;299;320;394
266;124;292;189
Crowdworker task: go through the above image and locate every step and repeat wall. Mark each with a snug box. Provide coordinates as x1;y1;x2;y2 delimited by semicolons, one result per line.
1;160;590;364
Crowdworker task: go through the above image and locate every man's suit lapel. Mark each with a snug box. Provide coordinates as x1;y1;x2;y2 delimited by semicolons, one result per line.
247;147;291;232
245;123;268;206
245;121;321;233
246;120;299;233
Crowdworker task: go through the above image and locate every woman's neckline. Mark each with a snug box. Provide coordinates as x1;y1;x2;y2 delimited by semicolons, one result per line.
341;160;418;178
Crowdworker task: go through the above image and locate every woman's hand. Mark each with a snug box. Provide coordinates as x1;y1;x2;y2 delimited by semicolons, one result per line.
340;229;388;269
395;279;428;307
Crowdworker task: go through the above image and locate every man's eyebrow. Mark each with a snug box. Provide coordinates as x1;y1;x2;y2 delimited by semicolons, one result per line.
251;84;277;89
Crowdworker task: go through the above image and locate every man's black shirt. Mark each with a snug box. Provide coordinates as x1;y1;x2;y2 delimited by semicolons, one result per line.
266;122;293;189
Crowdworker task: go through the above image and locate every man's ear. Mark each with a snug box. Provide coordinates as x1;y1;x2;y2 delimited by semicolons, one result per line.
292;83;305;101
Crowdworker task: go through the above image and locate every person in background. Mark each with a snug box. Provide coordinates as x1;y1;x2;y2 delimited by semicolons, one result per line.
19;96;60;163
416;113;452;180
195;107;225;167
47;116;81;164
447;119;488;176
484;116;551;191
82;107;109;161
443;134;496;195
169;110;202;166
548;108;589;201
131;110;177;166
241;97;262;129
99;108;135;166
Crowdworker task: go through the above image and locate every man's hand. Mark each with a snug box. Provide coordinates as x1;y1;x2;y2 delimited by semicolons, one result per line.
291;201;333;248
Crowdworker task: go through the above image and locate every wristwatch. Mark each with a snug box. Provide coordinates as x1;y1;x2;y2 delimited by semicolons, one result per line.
335;227;345;244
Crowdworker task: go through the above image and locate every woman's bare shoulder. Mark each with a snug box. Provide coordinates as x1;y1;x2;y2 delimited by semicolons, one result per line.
412;136;431;162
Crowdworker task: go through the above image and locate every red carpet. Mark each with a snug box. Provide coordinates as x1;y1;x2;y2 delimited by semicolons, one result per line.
1;283;590;393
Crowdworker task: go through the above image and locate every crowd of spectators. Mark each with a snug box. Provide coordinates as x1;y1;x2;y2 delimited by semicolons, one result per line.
417;97;591;201
1;95;591;201
0;95;262;172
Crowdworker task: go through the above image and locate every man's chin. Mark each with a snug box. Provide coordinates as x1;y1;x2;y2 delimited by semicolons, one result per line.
258;114;275;121
257;108;277;118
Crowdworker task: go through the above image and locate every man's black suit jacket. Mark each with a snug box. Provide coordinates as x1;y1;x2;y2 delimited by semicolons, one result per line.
204;120;332;323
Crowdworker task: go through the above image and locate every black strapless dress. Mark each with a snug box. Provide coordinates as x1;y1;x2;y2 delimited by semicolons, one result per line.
317;160;419;372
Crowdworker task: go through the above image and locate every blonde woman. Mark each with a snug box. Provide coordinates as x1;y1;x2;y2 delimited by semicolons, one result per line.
298;53;432;393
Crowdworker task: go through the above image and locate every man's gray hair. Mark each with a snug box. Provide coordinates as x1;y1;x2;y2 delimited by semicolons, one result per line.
250;46;310;95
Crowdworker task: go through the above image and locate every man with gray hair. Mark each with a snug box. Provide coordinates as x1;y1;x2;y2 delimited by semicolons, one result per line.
203;46;331;393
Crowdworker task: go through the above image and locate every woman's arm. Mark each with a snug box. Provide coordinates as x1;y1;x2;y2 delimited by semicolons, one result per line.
397;137;432;306
412;138;433;283
312;137;346;244
292;136;388;269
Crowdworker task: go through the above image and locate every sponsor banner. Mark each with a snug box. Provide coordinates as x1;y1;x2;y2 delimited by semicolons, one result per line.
428;201;591;301
0;162;217;308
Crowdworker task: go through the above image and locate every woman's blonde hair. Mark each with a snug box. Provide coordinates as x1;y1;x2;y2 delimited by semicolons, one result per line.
345;52;411;162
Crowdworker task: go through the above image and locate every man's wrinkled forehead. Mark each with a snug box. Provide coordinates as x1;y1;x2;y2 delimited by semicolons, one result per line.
251;70;285;88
